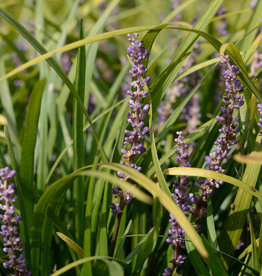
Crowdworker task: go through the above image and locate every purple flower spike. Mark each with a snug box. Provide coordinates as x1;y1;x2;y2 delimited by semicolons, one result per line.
164;132;196;274
0;167;31;276
203;55;244;192
110;33;150;214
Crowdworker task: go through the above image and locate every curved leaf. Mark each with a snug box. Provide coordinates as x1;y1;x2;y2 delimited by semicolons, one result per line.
165;167;262;200
18;79;46;265
50;256;127;276
56;232;83;257
234;152;262;164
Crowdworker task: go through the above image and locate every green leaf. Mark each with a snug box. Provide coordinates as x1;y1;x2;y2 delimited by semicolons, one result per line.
79;170;153;205
4;126;19;175
165;167;262;200
238;239;259;260
45;99;126;184
207;200;219;251
185;237;210;276
18;78;46;266
0;24;165;81
202;236;228;276
132;228;158;273
258;213;262;266
147;0;223;111
56;232;83;258
50;256;127;276
176;57;220;82
103;260;124;276
234;152;262;164
73;19;85;245
247;212;259;271
148;84;171;196
170;30;261;103
152;197;163;230
114;220;132;259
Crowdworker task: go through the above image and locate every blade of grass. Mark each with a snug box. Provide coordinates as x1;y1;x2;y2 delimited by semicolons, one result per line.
207;200;219;251
57;232;83;258
114;220;132;259
18;79;46;267
132;228;158;273
73;19;85;245
148;85;171;196
50;256;128;276
202;236;228;276
185;237;210;276
234;152;262;164
248;212;259;271
165;167;262;200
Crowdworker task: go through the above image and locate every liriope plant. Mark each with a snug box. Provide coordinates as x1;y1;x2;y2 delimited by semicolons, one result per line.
0;0;261;275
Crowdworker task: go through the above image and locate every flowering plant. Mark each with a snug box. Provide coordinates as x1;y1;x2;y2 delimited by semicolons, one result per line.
0;1;261;275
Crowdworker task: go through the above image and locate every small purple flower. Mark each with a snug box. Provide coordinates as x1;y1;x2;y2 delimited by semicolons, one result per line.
110;33;150;214
163;266;173;276
0;167;31;276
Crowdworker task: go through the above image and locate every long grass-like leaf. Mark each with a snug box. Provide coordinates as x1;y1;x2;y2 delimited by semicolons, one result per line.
248;213;259;271
165;167;262;200
148;86;171;196
73;19;85;245
234;152;262;164
185;237;210;276
57;232;83;258
50;256;128;276
18;79;46;267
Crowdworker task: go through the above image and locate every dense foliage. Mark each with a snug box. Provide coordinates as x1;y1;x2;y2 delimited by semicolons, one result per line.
0;0;262;275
